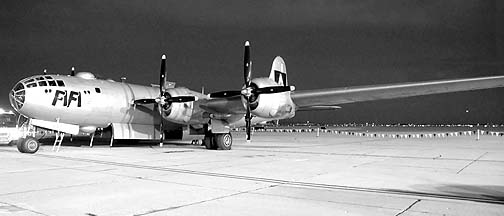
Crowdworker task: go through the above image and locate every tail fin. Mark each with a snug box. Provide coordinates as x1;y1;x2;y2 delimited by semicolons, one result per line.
269;56;287;86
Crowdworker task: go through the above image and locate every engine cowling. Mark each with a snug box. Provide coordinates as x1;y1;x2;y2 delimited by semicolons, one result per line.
245;78;296;119
161;87;195;124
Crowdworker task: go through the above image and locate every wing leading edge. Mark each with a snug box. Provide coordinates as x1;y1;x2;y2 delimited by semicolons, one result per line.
291;75;504;109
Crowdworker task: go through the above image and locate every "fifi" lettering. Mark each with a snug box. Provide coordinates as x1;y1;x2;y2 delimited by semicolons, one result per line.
52;90;81;107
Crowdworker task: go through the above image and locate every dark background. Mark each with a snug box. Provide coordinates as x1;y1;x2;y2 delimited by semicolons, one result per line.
1;1;503;124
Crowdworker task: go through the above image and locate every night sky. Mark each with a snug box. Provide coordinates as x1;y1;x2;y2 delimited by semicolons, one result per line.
1;1;503;124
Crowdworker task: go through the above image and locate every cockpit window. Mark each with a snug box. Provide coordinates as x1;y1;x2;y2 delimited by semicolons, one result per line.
44;76;53;79
35;77;44;80
48;80;57;86
56;80;65;87
10;83;25;110
25;79;35;83
14;83;24;92
26;82;37;88
38;81;48;86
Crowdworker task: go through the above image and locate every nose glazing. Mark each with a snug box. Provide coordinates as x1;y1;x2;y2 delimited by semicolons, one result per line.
10;82;25;111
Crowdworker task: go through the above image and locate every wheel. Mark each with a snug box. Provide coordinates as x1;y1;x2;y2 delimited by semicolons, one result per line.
18;137;39;154
204;135;216;150
16;138;26;153
214;133;232;150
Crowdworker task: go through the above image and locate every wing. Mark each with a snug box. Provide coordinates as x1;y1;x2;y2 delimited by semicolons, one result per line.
291;76;504;109
199;96;246;114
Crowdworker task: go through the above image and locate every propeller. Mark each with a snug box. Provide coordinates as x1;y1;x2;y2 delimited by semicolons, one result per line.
208;41;294;142
243;41;253;141
133;55;197;146
158;55;166;146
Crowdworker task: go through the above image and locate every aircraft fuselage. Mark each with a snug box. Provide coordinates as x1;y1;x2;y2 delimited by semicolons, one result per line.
11;74;164;127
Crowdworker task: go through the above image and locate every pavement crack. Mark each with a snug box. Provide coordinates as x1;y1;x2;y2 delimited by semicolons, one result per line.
456;152;488;174
239;148;500;162
134;186;270;215
395;199;421;216
248;189;403;211
0;201;50;216
0;167;69;175
0;181;114;197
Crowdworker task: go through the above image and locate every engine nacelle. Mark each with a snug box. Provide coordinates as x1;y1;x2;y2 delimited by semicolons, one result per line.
246;78;296;119
161;87;195;124
79;126;97;134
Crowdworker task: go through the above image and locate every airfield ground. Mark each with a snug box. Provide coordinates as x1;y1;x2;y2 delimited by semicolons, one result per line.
0;129;503;215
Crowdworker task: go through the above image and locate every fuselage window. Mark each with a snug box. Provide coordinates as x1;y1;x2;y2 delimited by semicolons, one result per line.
26;82;37;88
38;81;48;86
56;80;65;87
95;88;101;93
44;76;53;79
48;80;57;86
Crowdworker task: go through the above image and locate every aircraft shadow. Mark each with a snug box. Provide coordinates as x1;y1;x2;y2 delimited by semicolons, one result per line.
411;184;504;202
38;136;203;148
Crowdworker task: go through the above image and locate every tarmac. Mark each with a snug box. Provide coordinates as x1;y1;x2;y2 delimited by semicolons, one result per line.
0;131;503;215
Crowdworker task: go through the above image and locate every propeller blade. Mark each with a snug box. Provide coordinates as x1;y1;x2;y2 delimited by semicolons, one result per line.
159;55;166;97
208;90;242;98
133;99;157;104
165;96;197;103
253;86;294;94
159;114;164;147
244;41;252;87
245;102;251;141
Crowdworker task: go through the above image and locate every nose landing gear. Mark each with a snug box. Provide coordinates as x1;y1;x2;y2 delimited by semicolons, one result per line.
17;137;40;154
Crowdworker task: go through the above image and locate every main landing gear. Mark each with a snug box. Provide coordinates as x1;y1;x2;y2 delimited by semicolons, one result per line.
203;133;232;150
17;137;40;154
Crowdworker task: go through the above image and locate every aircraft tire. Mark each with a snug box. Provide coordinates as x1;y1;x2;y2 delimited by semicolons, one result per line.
16;138;26;153
19;137;39;154
204;135;216;150
214;133;232;150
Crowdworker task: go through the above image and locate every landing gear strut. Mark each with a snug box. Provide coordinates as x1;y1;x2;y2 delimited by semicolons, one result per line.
203;133;232;150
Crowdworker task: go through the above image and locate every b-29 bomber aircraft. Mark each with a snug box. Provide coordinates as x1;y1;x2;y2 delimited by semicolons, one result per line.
9;41;504;153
